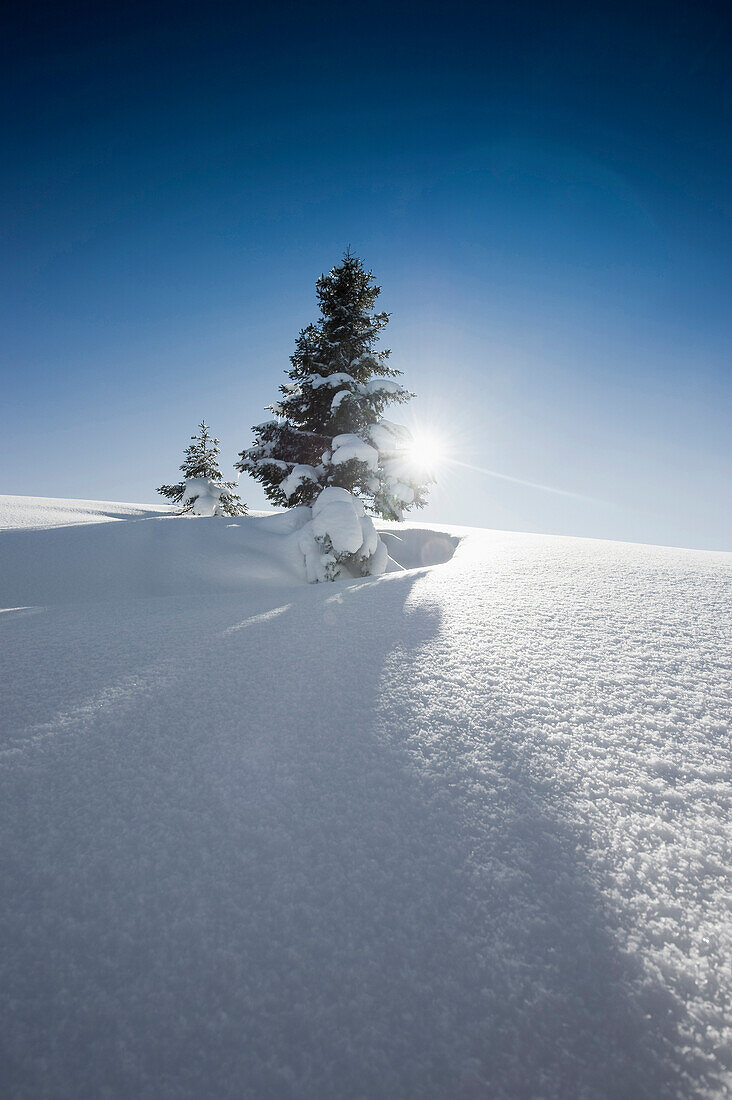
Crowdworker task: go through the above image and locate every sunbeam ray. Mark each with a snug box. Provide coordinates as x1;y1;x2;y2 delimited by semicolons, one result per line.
446;458;601;503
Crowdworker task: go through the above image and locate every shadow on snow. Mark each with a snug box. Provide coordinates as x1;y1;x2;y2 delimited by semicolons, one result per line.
0;565;693;1099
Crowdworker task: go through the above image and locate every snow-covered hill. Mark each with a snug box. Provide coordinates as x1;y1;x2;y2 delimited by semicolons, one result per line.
1;495;730;1099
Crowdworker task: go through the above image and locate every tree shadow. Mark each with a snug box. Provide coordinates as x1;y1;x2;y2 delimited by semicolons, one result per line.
0;568;697;1098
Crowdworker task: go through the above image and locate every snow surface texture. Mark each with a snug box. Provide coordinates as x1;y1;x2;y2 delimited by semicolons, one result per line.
1;495;731;1099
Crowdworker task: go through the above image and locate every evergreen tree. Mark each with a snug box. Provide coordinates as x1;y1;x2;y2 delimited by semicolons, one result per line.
158;421;246;516
237;251;430;519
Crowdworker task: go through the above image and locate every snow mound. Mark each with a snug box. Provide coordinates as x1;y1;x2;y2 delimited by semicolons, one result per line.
298;487;387;582
0;496;311;604
0;493;173;530
0;496;451;604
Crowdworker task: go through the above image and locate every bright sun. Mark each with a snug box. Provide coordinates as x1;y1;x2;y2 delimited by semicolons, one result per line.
405;432;444;477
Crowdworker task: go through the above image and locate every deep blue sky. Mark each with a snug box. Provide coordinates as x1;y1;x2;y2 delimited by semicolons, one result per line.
2;1;730;549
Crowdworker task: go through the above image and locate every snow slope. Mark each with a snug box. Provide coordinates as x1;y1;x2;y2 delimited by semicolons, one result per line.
1;495;730;1099
0;494;176;530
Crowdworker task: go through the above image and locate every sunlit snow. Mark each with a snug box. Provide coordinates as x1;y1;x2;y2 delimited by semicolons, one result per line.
1;494;730;1099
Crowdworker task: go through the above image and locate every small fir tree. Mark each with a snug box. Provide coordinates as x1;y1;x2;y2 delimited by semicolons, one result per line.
158;421;246;516
236;251;430;519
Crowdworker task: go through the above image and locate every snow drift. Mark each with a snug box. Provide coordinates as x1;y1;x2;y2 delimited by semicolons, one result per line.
299;487;388;582
0;494;730;1099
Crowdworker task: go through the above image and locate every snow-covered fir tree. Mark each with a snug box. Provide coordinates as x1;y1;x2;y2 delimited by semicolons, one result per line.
236;251;431;520
158;421;246;516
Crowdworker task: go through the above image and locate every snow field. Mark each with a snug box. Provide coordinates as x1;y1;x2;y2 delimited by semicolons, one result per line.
0;496;730;1098
0;494;175;530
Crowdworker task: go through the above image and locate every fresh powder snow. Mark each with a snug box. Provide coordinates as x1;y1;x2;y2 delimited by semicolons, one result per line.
0;494;730;1099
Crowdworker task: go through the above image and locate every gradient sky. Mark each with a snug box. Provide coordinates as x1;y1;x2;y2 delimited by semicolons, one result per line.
2;1;730;549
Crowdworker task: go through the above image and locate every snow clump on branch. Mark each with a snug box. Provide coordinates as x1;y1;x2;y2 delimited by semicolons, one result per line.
180;478;233;517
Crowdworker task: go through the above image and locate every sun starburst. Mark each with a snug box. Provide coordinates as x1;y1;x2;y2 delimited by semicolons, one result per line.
403;430;446;480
